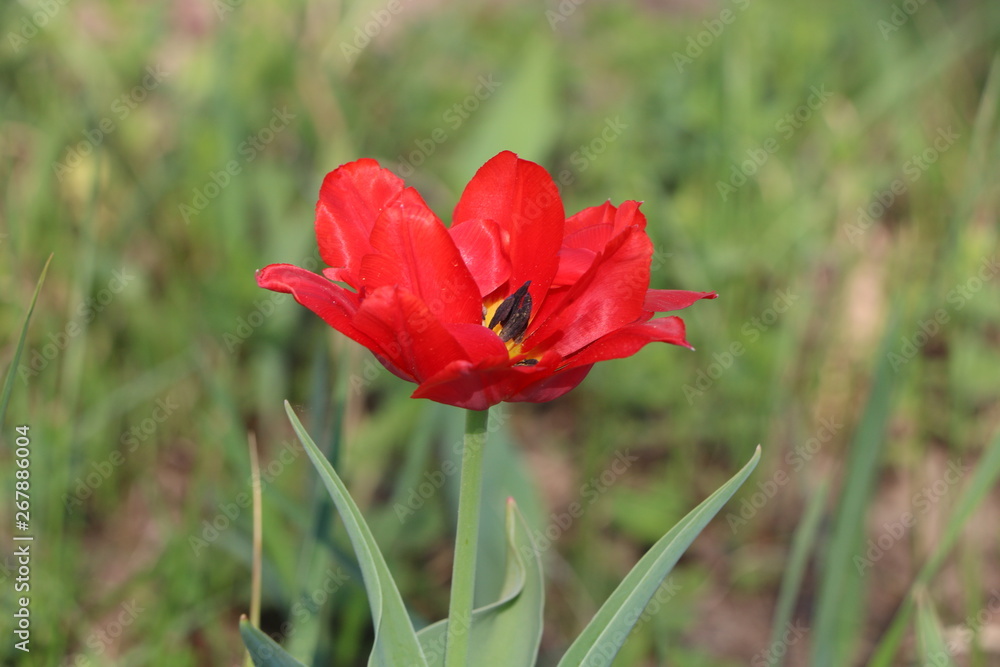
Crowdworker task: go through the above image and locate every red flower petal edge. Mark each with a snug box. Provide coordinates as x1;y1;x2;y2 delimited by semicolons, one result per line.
257;151;717;410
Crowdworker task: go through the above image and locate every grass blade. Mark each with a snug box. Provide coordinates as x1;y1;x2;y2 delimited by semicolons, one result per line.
766;478;829;666
557;446;762;666
810;319;900;667
0;253;52;429
867;423;1000;665
283;401;427;667
240;617;308;667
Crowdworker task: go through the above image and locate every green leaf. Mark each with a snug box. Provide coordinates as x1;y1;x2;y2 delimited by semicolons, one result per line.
766;478;828;667
557;446;762;667
284;401;428;667
0;253;52;429
416;497;544;667
867;422;1000;665
810;318;900;667
915;590;957;667
240;618;308;667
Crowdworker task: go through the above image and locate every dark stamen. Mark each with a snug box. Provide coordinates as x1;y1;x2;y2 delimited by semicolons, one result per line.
514;358;539;366
488;281;532;343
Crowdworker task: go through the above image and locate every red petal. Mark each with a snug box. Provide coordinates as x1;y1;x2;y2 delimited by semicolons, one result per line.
315;159;405;287
448;219;511;297
359;188;481;324
256;264;378;351
563;200;615;237
643;290;718;312
444;322;510;362
552;247;598;287
352;286;470;382
564;200;646;242
452;151;564;309
505;364;593;403
525;226;652;356
560;316;691;370
553;201;648;287
412;350;567;410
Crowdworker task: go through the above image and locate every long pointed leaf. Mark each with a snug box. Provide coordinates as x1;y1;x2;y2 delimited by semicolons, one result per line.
811;318;899;667
417;498;544;667
0;253;52;429
557;446;762;666
767;478;829;666
283;402;427;667
240;618;308;667
915;590;957;667
867;423;1000;665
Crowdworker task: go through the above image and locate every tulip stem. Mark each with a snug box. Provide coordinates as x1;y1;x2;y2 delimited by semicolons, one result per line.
445;407;490;667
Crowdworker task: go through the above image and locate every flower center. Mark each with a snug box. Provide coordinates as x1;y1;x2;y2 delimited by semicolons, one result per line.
483;281;539;364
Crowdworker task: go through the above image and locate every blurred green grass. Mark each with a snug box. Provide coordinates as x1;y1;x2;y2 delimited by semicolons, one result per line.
2;0;1000;665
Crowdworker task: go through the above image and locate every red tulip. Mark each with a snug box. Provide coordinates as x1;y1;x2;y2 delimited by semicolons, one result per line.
257;151;716;410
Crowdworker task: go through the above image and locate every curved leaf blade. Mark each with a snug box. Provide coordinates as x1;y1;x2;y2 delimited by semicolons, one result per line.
284;402;427;667
1;253;52;427
557;446;762;667
240;617;308;667
418;498;544;667
915;590;957;667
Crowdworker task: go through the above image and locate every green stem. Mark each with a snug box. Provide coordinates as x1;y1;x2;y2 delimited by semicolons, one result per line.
444;408;490;667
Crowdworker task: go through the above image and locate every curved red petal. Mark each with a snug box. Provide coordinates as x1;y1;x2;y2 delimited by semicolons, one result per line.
552;247;598;287
643;289;718;312
453;151;564;309
505;364;593;403
448;218;511;297
360;188;481;324
525;225;652;356
256;264;378;350
560;316;691;370
565;200;646;241
352;286;471;383
411;350;566;410
444;322;510;362
315;159;405;287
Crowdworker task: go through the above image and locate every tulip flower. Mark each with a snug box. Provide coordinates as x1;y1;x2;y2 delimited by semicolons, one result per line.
257;150;715;410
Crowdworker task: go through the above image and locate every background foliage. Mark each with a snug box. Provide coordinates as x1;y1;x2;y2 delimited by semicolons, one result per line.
2;0;999;664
